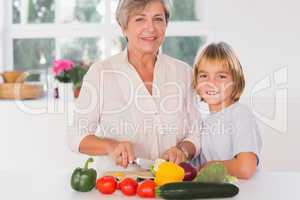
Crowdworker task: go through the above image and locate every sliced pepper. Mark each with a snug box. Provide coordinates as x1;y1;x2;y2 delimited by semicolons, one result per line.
154;162;185;186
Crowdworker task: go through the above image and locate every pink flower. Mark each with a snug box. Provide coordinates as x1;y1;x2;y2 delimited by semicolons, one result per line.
52;59;75;75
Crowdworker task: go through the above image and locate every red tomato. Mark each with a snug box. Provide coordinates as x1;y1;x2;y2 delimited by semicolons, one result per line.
96;176;117;194
137;180;156;198
116;182;120;190
119;178;138;196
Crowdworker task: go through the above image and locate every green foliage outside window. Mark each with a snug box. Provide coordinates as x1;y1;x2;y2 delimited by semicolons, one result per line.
170;0;200;21
28;0;55;23
74;0;103;22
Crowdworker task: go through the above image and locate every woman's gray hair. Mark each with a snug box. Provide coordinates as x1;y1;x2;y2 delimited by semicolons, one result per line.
116;0;171;29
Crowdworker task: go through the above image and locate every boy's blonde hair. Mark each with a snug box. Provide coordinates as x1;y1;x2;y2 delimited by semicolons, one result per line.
193;42;245;102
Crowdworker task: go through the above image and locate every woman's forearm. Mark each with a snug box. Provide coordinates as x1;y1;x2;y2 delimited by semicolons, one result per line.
79;135;118;156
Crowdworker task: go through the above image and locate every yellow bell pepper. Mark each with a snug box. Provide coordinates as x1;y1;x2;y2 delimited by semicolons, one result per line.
154;162;185;186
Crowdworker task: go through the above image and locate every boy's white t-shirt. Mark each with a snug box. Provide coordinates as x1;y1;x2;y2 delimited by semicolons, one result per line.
192;102;263;168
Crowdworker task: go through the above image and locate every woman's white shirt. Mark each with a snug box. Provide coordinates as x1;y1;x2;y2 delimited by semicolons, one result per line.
66;50;201;172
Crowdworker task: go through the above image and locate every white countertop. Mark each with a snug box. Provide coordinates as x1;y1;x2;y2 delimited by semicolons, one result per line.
0;171;299;200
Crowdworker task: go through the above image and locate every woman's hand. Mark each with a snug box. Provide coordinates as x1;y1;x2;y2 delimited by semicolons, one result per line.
109;141;135;168
162;146;187;164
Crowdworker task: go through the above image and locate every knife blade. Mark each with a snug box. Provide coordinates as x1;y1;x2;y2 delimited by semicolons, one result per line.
133;158;155;170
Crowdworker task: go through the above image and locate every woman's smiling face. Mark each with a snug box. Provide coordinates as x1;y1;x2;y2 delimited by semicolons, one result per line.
196;61;235;112
123;0;167;55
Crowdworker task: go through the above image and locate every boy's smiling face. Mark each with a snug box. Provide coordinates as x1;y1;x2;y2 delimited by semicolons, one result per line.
196;61;235;112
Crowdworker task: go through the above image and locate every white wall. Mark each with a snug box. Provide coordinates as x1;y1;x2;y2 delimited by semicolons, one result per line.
204;0;300;171
0;100;88;173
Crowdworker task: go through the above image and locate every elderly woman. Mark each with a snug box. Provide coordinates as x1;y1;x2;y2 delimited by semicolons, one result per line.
67;0;200;172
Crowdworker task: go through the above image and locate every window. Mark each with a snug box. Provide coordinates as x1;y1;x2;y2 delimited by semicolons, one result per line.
1;0;213;72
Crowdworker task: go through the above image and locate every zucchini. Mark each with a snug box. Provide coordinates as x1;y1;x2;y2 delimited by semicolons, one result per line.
156;182;239;199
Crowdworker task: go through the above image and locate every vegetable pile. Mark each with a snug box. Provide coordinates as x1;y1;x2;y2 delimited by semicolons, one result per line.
70;158;239;199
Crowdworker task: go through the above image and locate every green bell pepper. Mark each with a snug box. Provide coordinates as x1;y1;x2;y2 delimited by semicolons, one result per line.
71;157;97;192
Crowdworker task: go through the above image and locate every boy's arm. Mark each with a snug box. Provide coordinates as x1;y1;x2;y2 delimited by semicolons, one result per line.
204;152;258;180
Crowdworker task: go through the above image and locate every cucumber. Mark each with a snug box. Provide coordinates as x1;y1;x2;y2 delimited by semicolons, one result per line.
156;182;239;199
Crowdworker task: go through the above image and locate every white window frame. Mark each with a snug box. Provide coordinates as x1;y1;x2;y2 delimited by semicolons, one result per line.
1;0;214;72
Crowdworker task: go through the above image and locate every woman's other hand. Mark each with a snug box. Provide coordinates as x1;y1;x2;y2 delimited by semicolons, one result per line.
162;146;187;164
109;141;135;168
